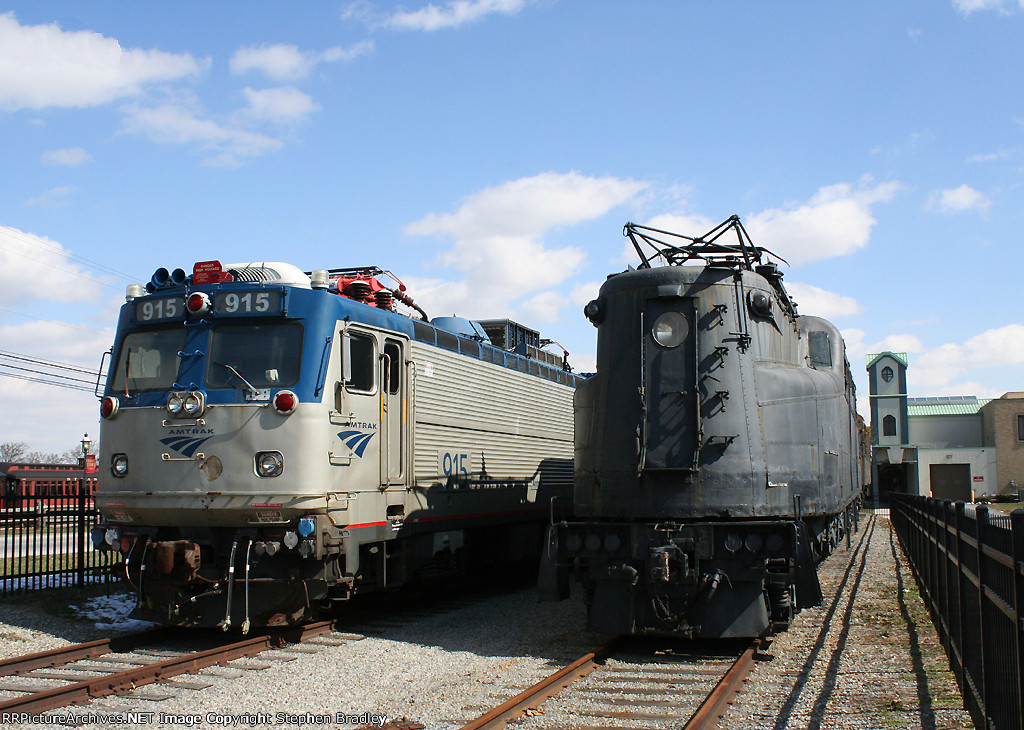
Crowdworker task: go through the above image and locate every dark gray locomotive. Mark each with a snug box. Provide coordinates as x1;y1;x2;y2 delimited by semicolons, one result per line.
542;217;862;638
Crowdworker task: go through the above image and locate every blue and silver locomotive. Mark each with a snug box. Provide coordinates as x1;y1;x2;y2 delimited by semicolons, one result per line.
542;218;862;638
94;261;580;630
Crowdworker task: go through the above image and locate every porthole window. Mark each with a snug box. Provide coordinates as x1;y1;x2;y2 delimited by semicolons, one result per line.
881;366;894;383
651;312;688;348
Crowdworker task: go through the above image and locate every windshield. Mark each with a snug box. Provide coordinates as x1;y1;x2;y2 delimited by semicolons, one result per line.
206;322;303;389
110;329;187;393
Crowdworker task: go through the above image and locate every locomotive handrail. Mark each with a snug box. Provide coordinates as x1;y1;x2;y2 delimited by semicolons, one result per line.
94;349;111;397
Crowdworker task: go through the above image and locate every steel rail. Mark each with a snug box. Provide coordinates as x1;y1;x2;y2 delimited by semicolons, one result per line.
459;638;621;730
682;638;763;729
0;628;177;678
0;620;337;714
459;636;760;730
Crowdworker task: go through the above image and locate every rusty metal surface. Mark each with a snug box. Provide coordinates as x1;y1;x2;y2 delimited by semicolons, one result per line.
0;627;175;677
682;638;762;729
460;636;759;730
0;620;337;714
459;639;621;730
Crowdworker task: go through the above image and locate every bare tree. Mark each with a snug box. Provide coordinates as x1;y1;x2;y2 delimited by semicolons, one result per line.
1;442;93;464
0;441;29;461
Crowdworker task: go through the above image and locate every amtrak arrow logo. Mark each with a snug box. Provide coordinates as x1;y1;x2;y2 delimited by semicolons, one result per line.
160;435;213;458
337;429;375;457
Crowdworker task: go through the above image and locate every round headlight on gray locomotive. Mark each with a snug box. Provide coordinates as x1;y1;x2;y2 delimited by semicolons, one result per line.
651;311;689;348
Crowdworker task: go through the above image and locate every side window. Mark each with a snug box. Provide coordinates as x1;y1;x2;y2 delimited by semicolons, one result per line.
347;332;376;392
808;331;832;368
384;340;401;395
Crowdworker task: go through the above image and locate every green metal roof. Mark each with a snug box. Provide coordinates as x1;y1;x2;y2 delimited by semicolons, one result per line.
866;351;908;369
906;396;991;417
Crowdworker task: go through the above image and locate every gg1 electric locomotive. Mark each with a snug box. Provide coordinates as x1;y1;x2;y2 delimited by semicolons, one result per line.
541;217;862;638
93;260;581;630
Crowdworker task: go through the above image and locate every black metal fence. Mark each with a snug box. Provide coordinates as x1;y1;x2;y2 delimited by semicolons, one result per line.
0;481;120;595
890;494;1024;730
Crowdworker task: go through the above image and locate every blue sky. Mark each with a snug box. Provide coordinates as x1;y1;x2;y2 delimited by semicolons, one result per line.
1;0;1023;453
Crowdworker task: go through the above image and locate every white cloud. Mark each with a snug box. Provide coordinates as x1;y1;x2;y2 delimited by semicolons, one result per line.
23;186;77;208
786;282;863;319
242;87;320;124
927;184;991;213
0;12;203;112
403;171;647;317
570;281;603;306
862;325;1024;393
385;0;535;31
0;319;110;453
42;147;92;166
744;179;900;266
121;100;283;167
518;290;570;324
952;0;1024;15
0;226;106;305
869;333;926;355
229;41;373;81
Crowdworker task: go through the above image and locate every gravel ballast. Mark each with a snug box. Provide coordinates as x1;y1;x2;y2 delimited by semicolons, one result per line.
0;514;976;729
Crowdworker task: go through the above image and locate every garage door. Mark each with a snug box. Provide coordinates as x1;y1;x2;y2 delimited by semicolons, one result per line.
930;463;972;501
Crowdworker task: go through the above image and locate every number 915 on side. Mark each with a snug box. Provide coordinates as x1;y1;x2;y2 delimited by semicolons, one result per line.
439;451;472;480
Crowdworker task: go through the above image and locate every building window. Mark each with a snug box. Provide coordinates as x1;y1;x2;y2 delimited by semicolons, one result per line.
1018;414;1024;441
883;414;897;437
881;366;893;383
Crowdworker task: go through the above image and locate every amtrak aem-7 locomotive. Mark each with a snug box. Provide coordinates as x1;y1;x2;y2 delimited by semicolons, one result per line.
541;217;863;638
93;260;581;630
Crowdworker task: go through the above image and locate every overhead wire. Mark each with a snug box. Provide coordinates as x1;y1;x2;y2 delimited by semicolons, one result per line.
0;349;105;395
0;225;138;283
0;370;96;394
0;306;113;336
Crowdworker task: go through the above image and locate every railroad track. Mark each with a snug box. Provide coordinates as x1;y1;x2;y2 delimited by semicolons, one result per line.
461;636;764;730
0;621;362;715
0;576;532;719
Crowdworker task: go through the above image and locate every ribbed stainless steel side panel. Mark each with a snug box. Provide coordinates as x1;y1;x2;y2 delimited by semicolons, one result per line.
408;343;574;491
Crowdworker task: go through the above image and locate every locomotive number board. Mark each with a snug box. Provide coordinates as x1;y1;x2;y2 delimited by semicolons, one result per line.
214;291;282;315
136;296;183;321
135;291;284;321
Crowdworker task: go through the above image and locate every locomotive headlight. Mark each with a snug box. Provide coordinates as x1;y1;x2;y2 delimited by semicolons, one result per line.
183;391;205;416
748;290;773;318
255;451;284;477
651;311;689;348
167;393;184;415
111;454;129;477
583;298;604;325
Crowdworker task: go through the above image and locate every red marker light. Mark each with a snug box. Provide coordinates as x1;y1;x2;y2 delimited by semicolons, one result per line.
273;390;297;415
100;396;119;419
186;292;211;316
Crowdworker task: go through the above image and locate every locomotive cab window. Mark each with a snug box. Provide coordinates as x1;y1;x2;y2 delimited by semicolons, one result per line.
384;340;401;395
808;331;832;368
207;323;303;389
345;331;376;393
111;328;187;393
